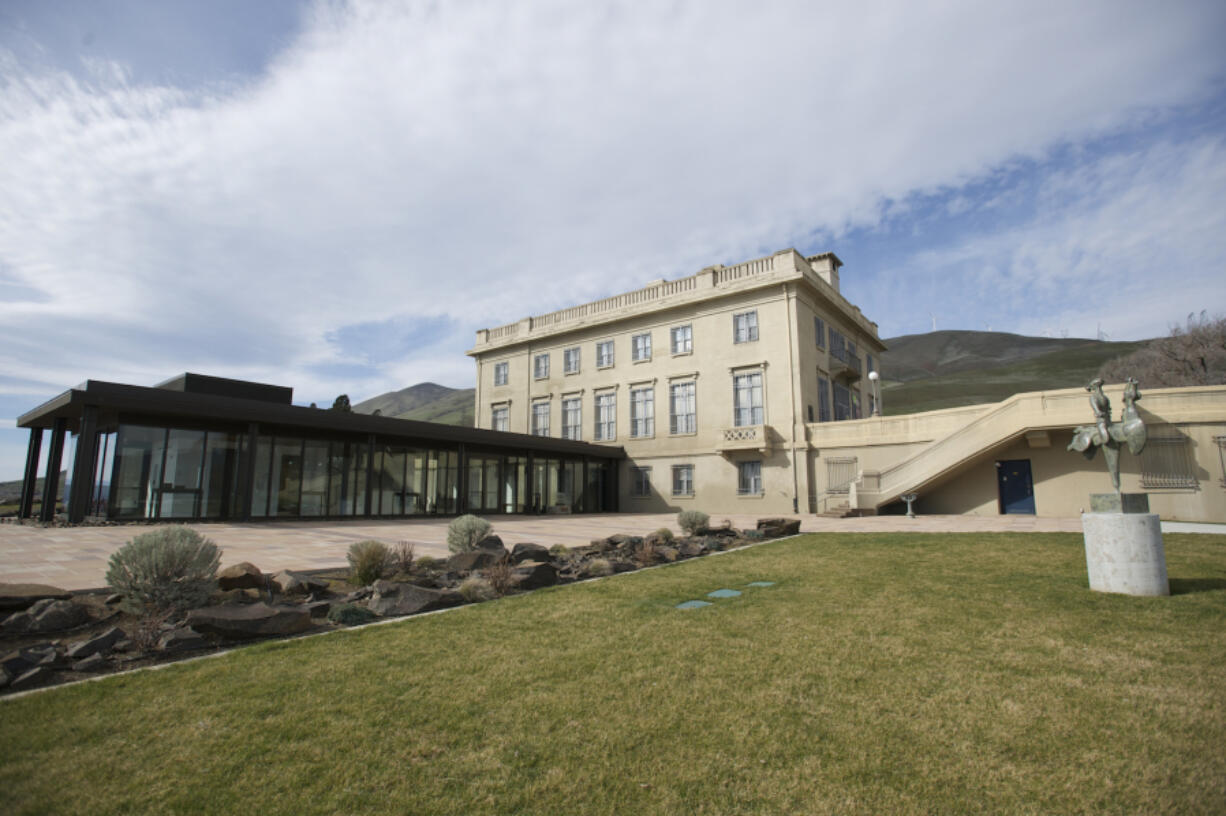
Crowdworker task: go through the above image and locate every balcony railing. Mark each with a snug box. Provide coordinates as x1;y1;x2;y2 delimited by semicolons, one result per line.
715;424;773;455
829;346;862;380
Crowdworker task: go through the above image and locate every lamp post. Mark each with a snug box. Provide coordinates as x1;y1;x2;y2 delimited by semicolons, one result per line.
868;370;882;417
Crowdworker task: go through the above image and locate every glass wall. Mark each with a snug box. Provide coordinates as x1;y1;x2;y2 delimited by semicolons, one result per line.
107;422;616;520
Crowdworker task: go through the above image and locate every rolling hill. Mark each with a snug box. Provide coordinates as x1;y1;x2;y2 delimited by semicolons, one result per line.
878;331;1148;415
352;382;475;426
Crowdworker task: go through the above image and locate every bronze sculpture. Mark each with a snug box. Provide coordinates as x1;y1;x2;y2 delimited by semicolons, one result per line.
1068;377;1147;492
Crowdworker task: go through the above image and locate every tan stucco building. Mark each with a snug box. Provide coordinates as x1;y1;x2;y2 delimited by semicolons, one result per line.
470;249;1226;522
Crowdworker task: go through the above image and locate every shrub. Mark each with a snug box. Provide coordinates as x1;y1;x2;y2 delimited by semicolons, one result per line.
652;527;674;542
447;514;493;554
391;540;415;575
415;556;440;571
549;543;569;558
677;510;709;535
586;558;613;577
635;538;657;567
327;603;377;626
347;540;392;586
459;576;495;602
105;526;221;616
485;561;516;596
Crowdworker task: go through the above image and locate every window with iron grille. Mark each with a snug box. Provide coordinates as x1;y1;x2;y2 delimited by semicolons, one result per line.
596;339;614;368
493;362;508;386
670;381;696;434
737;461;762;495
733;311;758;343
672;464;694;496
1140;433;1198;489
1215;435;1226;488
826;457;858;494
818;376;831;422
561;397;581;440
631;466;651;497
563;347;580;374
814;316;825;348
533;353;549;379
833;382;851;421
595;392;616;440
631;386;654;437
491;405;508;432
734;372;763;426
531;402;550;436
671;325;692;354
632;333;652;361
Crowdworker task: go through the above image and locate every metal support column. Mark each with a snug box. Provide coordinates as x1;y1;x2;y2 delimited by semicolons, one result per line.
364;435;375;517
39;418;67;522
68;405;100;523
18;428;43;519
241;423;259;520
456;443;467;515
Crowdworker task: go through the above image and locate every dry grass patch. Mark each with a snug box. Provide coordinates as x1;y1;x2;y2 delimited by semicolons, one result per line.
2;532;1224;815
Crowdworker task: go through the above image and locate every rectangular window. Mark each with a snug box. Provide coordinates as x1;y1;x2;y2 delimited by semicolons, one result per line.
737;461;762;495
814;316;826;348
851;391;861;420
631;386;655;438
563;347;580;374
596;339;614;368
632;332;652;361
733;311;758;343
595;392;616;441
733;372;763;426
532;402;550;436
672;464;694;496
491;405;508;432
493;361;508;386
833;382;852;421
670;324;692;354
533;353;549;379
669;381;696;434
631;466;651;498
866;354;876;375
827;457;858;493
1140;433;1198;489
562;397;582;440
829;329;847;361
818;376;831;422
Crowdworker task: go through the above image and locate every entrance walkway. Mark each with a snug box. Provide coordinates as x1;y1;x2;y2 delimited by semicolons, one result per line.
0;513;1098;591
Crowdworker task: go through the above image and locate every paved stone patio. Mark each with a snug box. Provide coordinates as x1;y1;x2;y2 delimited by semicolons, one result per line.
0;512;1102;591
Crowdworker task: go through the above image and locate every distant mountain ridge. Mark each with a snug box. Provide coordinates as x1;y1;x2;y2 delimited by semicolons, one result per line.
353;382;475;426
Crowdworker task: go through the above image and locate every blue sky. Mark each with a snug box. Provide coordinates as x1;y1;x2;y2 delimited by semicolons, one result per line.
2;0;1225;481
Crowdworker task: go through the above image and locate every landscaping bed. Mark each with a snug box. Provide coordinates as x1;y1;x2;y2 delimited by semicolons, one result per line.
0;517;801;695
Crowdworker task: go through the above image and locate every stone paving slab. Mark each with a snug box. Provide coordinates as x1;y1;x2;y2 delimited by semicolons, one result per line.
0;513;1090;591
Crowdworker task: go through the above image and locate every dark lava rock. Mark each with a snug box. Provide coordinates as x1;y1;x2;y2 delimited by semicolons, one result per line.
72;653;106;672
677;539;708;558
611;560;638;574
186;603;312;640
513;561;558;590
447;549;505;573
66;626;126;660
475;535;507;553
757;518;801;538
367;581;462;617
218;562;264;591
159;628;210;652
3;598;90;634
0;582;72;611
510;542;550;564
272;571;329;596
10;665;56;692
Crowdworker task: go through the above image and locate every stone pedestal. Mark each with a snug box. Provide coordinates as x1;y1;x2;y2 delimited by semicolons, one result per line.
1081;511;1169;596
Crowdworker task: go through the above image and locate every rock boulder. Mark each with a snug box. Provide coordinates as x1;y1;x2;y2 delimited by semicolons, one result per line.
186;603;312;639
272;571;329;596
218;562;264;591
367;581;462;617
0;583;72;611
510;542;550;564
757;518;801;538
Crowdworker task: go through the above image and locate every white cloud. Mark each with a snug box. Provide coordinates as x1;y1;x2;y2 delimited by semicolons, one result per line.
0;0;1224;478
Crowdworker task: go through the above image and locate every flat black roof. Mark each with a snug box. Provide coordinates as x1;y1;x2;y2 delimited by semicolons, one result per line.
18;377;625;460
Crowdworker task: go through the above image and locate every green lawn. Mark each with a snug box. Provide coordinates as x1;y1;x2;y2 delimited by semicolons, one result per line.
3;533;1225;815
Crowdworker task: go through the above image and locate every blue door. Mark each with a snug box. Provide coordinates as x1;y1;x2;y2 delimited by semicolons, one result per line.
996;459;1035;515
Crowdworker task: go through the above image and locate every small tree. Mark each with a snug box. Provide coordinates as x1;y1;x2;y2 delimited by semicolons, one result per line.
105;526;221;616
331;394;352;412
347;540;392;586
447;514;492;553
1098;313;1226;387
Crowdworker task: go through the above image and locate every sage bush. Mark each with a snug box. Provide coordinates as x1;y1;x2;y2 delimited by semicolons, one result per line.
105;526;221;615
